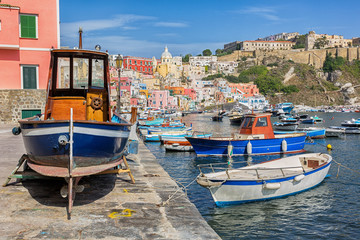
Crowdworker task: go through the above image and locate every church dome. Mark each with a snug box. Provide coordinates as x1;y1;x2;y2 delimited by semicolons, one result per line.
161;46;172;59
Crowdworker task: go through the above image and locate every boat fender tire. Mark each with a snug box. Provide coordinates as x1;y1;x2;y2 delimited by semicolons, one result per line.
91;97;103;110
247;141;252;155
294;174;305;181
282;139;287;152
263;182;281;190
12;127;21;135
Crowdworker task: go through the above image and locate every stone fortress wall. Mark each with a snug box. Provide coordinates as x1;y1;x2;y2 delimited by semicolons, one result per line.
219;47;360;69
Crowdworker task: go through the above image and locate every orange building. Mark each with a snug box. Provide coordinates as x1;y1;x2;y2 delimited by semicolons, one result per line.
165;86;185;95
228;83;259;98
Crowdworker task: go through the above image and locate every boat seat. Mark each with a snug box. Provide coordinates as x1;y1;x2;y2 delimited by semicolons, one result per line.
300;156;325;169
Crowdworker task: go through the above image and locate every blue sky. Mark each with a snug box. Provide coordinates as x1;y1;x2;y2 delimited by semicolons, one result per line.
60;0;360;59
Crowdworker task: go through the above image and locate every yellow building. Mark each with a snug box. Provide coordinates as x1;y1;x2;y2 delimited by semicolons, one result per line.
143;78;161;90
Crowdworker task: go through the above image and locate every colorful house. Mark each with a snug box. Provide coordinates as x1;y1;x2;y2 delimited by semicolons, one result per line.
0;0;59;89
147;90;175;109
228;83;260;98
0;0;59;123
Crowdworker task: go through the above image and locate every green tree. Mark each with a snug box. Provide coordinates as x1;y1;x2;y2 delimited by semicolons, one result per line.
323;53;346;72
202;49;212;56
215;49;223;55
314;36;329;49
182;54;192;62
292;34;307;49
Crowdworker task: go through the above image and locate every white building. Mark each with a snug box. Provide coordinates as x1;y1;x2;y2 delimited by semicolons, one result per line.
189;56;217;67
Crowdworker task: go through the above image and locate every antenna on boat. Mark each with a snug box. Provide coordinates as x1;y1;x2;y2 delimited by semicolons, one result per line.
78;27;83;49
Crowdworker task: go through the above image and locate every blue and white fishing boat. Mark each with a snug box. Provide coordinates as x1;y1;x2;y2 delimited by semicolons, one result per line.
16;47;132;215
186;113;306;156
274;102;294;114
273;121;299;131
144;128;193;142
300;118;315;124
274;127;325;139
341;118;360;127
196;153;332;206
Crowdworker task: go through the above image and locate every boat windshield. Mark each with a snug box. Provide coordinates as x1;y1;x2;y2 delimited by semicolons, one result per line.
52;51;107;97
242;117;255;128
256;117;268;127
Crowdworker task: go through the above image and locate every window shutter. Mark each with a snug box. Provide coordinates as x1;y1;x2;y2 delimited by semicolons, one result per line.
23;66;37;89
20;15;36;38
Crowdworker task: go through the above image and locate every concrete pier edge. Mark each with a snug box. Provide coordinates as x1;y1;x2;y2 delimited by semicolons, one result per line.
0;124;220;239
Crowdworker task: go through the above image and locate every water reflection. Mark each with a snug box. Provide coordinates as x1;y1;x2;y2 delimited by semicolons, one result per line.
146;112;360;239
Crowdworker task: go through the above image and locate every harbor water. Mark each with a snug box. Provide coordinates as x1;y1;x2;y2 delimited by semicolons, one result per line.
145;112;360;239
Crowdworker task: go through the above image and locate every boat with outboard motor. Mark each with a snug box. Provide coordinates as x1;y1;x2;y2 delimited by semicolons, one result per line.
186;113;306;156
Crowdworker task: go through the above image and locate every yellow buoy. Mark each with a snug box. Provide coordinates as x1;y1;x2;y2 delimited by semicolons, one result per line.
327;144;332;150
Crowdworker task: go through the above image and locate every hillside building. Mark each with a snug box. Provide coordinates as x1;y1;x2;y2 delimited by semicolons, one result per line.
122;56;155;75
305;31;353;50
258;32;299;41
240;40;295;51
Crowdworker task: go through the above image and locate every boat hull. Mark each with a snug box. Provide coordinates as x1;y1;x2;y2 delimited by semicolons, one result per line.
210;162;331;206
19;120;130;176
186;135;306;156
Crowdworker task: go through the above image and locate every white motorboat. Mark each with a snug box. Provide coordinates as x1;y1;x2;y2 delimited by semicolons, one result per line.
196;153;332;206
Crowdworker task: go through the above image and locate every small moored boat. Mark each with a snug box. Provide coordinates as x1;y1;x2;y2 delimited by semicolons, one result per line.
341;118;360;127
186;113;306;156
196;153;332;206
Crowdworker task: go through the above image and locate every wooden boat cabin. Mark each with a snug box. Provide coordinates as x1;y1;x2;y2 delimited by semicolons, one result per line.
238;113;275;139
44;49;111;122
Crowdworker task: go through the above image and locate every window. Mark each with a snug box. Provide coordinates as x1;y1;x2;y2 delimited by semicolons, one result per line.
256;117;268;127
92;59;104;88
22;65;38;89
57;57;70;88
73;58;89;89
20;14;37;38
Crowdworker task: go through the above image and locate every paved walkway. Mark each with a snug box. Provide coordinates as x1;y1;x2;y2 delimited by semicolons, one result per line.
0;124;220;239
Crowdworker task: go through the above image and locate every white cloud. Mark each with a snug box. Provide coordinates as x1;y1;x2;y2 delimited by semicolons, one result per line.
154;22;188;27
61;14;155;38
64;33;222;58
234;7;280;21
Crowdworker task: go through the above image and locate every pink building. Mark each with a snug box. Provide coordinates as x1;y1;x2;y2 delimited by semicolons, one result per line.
228;83;259;98
184;88;197;100
148;90;173;109
130;98;139;106
0;0;60;89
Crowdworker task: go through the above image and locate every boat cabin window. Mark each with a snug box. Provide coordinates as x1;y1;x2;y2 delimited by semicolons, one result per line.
57;57;70;89
256;117;268;127
242;117;255;128
73;58;89;89
92;59;104;88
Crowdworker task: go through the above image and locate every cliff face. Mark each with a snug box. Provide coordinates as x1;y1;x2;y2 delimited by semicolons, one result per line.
241;57;360;107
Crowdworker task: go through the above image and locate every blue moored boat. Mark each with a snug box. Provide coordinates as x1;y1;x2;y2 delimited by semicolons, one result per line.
186;113;306;156
16;47;132;215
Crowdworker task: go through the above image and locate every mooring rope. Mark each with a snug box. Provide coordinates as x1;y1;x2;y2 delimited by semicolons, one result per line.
161;176;198;206
332;158;360;178
310;139;360;177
